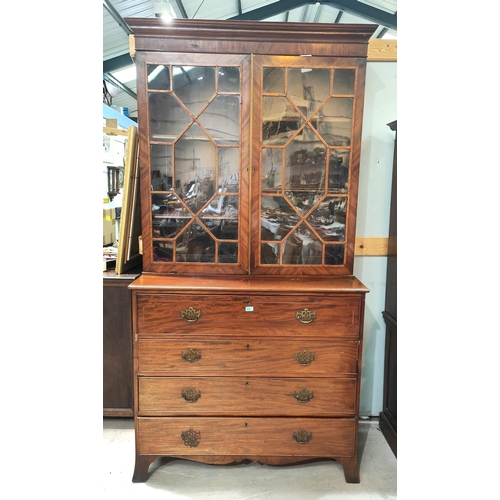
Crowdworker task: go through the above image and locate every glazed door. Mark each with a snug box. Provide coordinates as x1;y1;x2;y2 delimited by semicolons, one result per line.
137;53;251;274
251;55;367;276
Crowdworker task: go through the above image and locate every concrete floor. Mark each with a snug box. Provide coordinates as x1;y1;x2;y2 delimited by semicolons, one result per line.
103;418;396;498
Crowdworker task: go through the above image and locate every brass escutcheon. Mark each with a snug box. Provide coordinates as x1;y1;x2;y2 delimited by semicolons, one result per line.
181;348;202;362
294;388;314;403
296;308;316;324
181;429;201;447
181;387;201;403
181;306;201;322
294;349;315;366
293;429;312;444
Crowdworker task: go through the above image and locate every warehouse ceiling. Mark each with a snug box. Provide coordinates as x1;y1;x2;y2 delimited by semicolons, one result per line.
103;0;397;118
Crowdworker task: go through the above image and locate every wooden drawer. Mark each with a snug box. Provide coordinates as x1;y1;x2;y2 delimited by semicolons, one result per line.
135;294;362;338
137;339;358;376
138;377;356;416
137;417;356;457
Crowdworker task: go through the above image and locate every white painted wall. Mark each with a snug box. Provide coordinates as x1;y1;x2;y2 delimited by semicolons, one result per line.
355;61;397;416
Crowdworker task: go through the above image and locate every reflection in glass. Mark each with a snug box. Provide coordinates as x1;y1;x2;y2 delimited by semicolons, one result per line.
285;127;326;190
173;66;216;117
147;64;170;90
150;144;172;191
153;241;173;262
284;223;322;265
174;123;216;214
261;243;279;264
263;67;285;93
262;148;282;191
149;93;191;141
218;148;239;189
261;196;299;241
200;217;238;241
175;224;215;263
201;194;239;219
325;244;344;265
152;194;192;238
285;191;322;216
308;197;346;242
218;242;238;263
198;95;240;144
328;149;350;193
262;97;303;145
318;97;353;146
332;69;355;95
288;68;331;114
218;67;240;92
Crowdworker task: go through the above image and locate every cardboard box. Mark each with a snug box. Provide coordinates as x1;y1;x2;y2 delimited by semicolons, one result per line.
103;208;116;245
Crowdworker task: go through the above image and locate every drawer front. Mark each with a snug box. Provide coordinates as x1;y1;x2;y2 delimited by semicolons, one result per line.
137;339;358;376
137;417;356;457
135;294;362;338
138;377;356;416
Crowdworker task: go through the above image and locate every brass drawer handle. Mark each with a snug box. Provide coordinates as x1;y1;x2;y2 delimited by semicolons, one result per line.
181;387;201;403
294;349;315;366
181;307;201;322
293;429;312;444
181;429;201;447
296;308;316;324
181;348;202;362
294;388;314;403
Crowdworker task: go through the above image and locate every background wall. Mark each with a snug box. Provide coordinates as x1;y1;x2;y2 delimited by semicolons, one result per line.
355;61;397;416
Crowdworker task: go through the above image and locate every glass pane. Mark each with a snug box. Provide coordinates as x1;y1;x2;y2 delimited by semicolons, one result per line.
263;97;303;145
153;241;173;262
218;67;240;92
328;149;350;193
307;197;346;242
261;243;279;264
325;244;344;265
150;144;172;191
173;66;216;117
262;148;282;192
198;95;240;144
218;242;238;263
147;64;170;90
261;196;299;241
149;93;191;141
199;217;238;242
285;127;326;190
218;148;239;189
174;123;216;214
285;191;322;216
332;69;355;94
152;195;192;238
318;97;353;146
288;68;331;115
284;223;323;265
176;224;215;263
219;218;238;240
263;67;285;93
201;194;239;219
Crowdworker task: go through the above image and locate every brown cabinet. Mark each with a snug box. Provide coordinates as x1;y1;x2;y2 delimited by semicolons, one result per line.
126;18;374;484
380;120;397;456
103;269;140;417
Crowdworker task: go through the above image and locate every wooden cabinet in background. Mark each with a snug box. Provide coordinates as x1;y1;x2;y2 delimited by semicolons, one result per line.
126;18;375;485
103;269;141;417
380;120;397;456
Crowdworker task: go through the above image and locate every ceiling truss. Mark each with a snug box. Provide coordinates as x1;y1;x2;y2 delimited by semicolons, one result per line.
103;0;397;108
